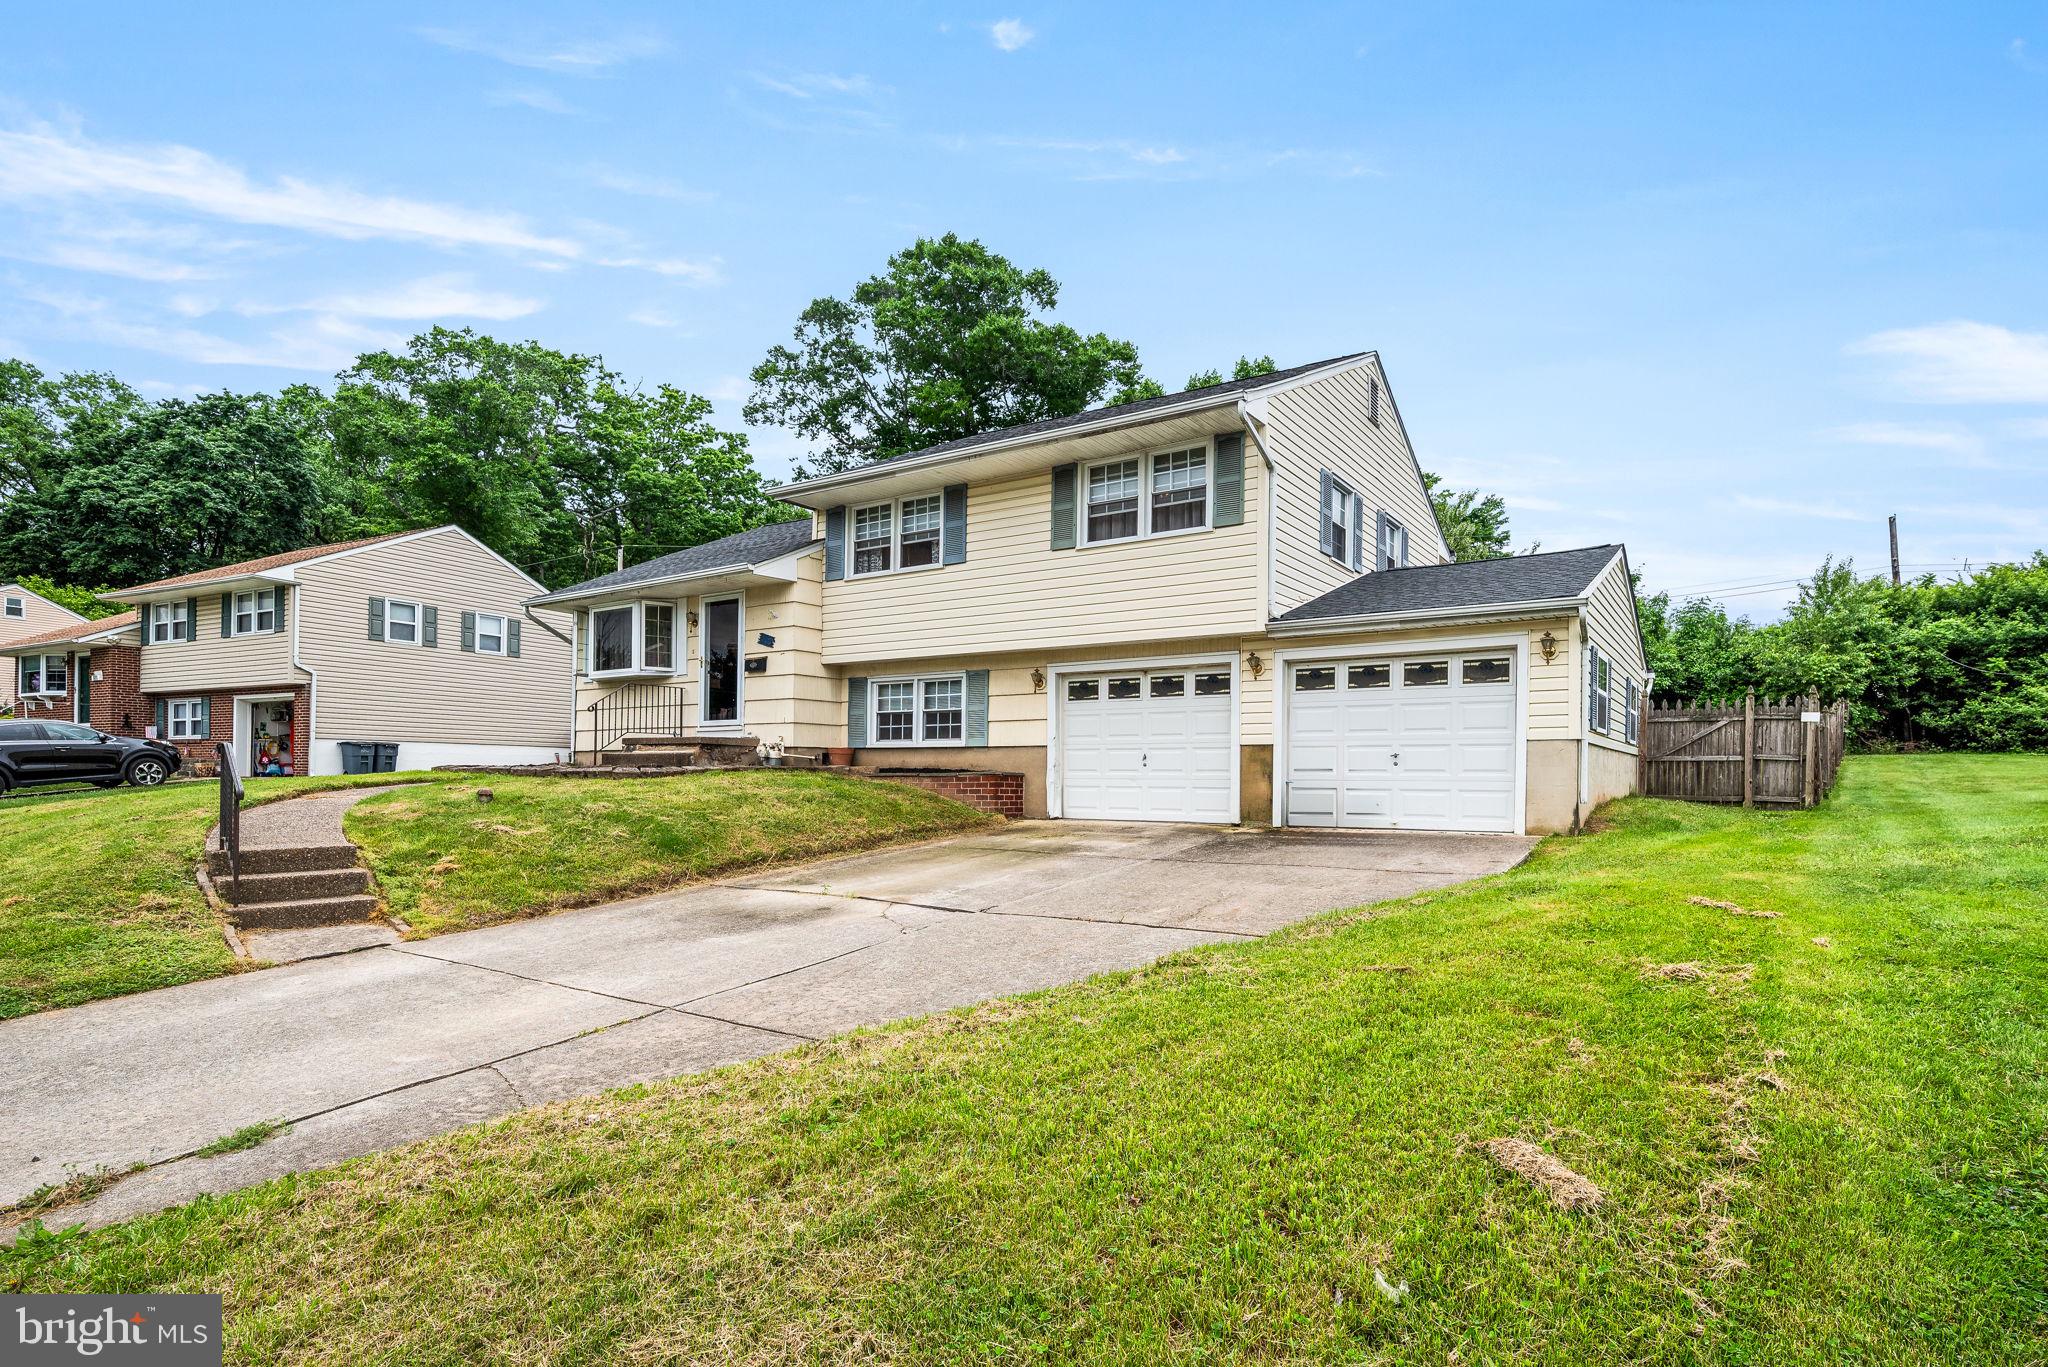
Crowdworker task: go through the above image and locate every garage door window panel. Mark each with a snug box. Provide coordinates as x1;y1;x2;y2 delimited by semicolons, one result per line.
1403;660;1450;687
1348;663;1390;689
1295;666;1337;691
1149;673;1186;698
1194;672;1231;696
1067;679;1099;702
1463;657;1512;685
1106;676;1141;700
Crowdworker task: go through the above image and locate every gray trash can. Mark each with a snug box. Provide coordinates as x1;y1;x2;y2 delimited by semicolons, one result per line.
338;741;374;774
372;742;400;772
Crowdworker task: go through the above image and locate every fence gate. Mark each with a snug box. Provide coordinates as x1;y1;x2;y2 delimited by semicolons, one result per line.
1637;690;1847;807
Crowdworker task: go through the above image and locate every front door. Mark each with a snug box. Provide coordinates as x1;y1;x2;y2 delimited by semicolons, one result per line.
700;596;741;729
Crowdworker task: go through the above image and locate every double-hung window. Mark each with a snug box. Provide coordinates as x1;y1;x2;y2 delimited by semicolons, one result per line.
386;599;421;646
1624;679;1641;744
851;495;946;576
1587;644;1613;735
474;612;507;656
232;588;276;635
870;674;967;745
642;604;675;670
167;698;205;740
150;601;188;643
18;654;65;696
1084;444;1210;546
1324;479;1358;567
1382;518;1409;571
3;596;21;619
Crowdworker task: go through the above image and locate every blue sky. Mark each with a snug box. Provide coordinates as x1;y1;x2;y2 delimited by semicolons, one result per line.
3;3;2045;616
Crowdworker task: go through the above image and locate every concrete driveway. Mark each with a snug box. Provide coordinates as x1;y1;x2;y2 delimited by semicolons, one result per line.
0;820;1534;1232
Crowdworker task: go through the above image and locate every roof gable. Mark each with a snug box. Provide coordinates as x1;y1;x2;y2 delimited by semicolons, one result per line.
532;519;819;603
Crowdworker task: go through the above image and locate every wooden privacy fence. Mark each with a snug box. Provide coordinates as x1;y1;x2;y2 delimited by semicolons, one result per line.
1638;690;1848;808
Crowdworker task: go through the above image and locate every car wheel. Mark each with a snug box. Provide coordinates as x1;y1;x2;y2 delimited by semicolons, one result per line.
126;756;170;787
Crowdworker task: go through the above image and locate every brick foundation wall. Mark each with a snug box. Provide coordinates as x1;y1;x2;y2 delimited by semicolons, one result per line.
89;644;147;737
865;768;1025;819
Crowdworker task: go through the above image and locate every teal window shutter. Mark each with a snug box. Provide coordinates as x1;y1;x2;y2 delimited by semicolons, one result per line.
199;697;210;740
824;507;847;581
508;620;521;658
1350;499;1366;572
847;676;868;748
1212;433;1244;527
368;596;385;641
422;606;439;648
153;697;166;736
460;611;476;652
274;586;288;636
1049;464;1078;549
965;670;989;747
184;596;198;641
942;484;968;564
219;592;232;638
1318;472;1336;557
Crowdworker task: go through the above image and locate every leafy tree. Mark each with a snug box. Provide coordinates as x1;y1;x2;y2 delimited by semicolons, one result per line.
326;328;786;586
746;234;1157;476
1184;355;1277;390
0;391;327;587
14;575;122;620
1421;471;1516;561
0;359;142;505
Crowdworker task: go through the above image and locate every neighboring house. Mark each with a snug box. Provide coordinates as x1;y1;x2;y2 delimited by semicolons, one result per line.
0;583;88;713
536;352;1649;833
86;527;575;776
4;610;140;732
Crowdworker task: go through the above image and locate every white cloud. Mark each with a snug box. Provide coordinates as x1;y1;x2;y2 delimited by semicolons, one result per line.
274;274;543;321
0;119;581;258
0;240;217;283
416;26;666;76
487;87;581;116
25;289;400;370
585;166;714;202
990;19;1035;52
2012;37;2047;73
972;134;1375;182
2001;416;2048;439
1846;320;2048;403
704;375;750;402
1732;493;1871;522
626;305;678;328
597;254;722;285
748;72;883;100
1824;421;1984;455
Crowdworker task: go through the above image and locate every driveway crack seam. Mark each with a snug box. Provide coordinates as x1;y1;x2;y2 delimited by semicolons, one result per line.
671;942;878;1009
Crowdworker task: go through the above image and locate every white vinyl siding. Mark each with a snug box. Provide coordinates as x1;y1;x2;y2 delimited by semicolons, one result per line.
1268;359;1447;615
1578;552;1645;749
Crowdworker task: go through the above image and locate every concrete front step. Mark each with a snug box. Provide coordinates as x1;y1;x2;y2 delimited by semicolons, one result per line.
221;866;372;908
601;748;702;767
619;733;757;751
207;844;358;877
229;893;380;930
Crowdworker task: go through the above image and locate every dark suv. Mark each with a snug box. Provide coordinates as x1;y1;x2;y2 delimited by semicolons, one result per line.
0;720;182;793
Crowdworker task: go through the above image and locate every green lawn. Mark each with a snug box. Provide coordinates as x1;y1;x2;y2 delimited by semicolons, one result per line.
0;773;440;1020
6;754;2040;1363
344;771;997;936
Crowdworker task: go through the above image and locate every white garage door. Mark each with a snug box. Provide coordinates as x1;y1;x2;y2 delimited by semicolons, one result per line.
1284;651;1519;832
1060;665;1235;822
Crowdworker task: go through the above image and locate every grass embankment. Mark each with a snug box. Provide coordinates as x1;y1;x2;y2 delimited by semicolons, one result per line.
0;773;440;1019
7;754;2041;1363
344;770;998;936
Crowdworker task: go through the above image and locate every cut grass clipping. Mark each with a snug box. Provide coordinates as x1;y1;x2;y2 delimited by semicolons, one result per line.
192;1121;288;1159
4;755;2043;1364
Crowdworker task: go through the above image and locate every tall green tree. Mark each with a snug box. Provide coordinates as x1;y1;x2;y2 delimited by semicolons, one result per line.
0;359;143;505
1422;471;1516;561
326;328;787;586
0;391;327;586
1184;355;1277;390
746;234;1159;476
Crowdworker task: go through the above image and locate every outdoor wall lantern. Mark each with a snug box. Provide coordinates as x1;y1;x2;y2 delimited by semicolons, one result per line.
1031;667;1045;692
1247;652;1265;679
1539;630;1558;664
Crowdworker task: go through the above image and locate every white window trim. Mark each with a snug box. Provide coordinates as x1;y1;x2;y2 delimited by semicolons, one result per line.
586;599;687;678
18;653;68;697
166;696;206;740
1079;439;1216;548
848;494;947;578
229;587;277;638
149;601;190;644
1382;517;1409;572
1324;477;1360;569
866;671;967;747
4;596;22;619
472;610;509;657
383;597;425;648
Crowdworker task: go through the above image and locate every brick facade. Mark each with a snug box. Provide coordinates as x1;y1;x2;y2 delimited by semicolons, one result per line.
88;644;147;737
11;648;82;726
864;768;1026;819
148;684;311;778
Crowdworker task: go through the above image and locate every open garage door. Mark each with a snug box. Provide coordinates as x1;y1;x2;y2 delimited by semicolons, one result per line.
1284;650;1519;832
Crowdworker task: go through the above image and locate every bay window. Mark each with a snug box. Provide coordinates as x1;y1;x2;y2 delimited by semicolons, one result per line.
643;604;675;671
1083;443;1213;545
586;601;683;676
869;673;968;745
590;605;635;673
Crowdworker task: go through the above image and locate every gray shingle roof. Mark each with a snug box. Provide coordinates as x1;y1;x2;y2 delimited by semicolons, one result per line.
782;351;1371;484
534;519;818;602
1274;545;1624;623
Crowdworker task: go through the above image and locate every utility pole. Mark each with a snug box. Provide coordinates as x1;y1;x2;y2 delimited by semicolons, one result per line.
616;544;625;573
1888;514;1901;587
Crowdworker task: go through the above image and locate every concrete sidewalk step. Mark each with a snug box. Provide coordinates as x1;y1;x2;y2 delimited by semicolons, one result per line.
222;866;371;907
601;748;701;767
228;893;380;930
207;844;358;877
